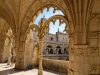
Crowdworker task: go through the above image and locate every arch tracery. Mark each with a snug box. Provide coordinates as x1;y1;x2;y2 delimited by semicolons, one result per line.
21;1;72;37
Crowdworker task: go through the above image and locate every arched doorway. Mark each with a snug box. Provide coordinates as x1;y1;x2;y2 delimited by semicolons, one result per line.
47;45;53;54
56;46;62;54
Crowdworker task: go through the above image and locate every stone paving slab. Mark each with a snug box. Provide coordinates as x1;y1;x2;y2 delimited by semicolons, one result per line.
0;63;66;75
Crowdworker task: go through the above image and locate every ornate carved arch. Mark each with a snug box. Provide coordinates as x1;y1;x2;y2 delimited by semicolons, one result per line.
21;1;72;39
44;15;68;27
44;15;73;33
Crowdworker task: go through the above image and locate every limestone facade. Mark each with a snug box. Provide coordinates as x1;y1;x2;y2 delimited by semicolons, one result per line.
33;17;69;55
33;29;69;55
43;31;69;54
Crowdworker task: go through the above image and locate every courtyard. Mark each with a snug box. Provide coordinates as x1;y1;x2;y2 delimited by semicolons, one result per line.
0;63;66;75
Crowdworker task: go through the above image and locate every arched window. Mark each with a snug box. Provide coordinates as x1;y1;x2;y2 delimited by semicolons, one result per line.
47;45;53;54
56;46;62;54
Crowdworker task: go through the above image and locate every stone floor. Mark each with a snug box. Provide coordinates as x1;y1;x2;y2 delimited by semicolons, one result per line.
0;63;66;75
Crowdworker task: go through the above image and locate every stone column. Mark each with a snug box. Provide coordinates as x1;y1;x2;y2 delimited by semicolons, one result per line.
38;39;44;75
33;46;39;67
15;29;33;69
15;41;26;69
71;45;89;75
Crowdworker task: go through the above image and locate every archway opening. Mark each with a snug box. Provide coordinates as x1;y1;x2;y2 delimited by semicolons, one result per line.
31;5;69;59
0;17;16;67
30;5;70;74
23;1;71;74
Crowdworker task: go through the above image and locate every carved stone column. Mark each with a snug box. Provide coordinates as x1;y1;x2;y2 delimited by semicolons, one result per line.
38;39;44;75
33;46;39;67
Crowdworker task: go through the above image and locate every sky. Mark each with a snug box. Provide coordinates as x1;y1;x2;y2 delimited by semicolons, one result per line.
34;7;66;34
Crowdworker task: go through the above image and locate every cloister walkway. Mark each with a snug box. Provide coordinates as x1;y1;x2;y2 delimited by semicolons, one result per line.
0;63;66;75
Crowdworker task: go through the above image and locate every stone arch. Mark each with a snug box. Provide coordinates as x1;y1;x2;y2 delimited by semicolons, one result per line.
43;15;70;30
0;6;16;36
19;1;73;70
0;18;11;48
0;17;15;62
32;3;66;18
56;46;62;54
21;1;73;40
25;15;70;38
46;45;53;54
3;28;14;63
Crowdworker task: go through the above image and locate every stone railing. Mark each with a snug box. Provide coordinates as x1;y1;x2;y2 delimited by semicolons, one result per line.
43;59;69;73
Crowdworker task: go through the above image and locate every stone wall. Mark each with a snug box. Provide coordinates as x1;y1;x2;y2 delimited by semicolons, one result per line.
43;59;69;73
